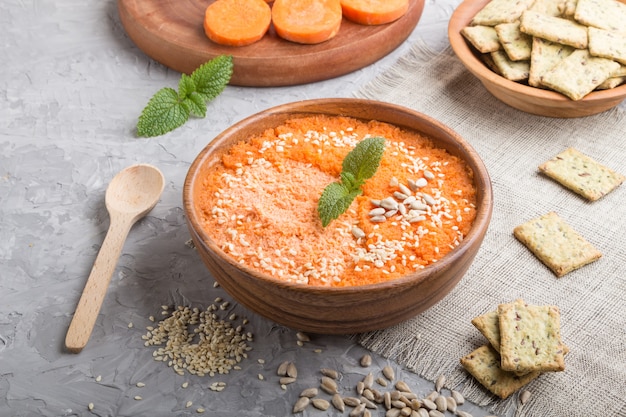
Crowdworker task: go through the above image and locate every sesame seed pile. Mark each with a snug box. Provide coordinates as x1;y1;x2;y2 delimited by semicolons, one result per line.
196;115;477;287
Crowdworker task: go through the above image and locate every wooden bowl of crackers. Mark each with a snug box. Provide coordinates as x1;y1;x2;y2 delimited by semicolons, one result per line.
183;98;493;334
448;0;626;118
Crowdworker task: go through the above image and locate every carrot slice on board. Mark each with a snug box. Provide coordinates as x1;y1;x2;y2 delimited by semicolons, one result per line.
272;0;343;45
204;0;272;47
340;0;409;25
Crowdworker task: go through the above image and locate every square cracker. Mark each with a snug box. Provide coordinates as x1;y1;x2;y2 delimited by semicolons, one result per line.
471;0;536;26
462;25;502;53
472;308;571;356
588;27;626;65
529;0;564;16
519;10;588;49
538;147;625;201
540;49;621;100
460;344;540;399
498;299;566;375
495;22;532;61
575;0;626;35
513;211;602;277
491;50;530;81
528;37;575;87
597;76;626;89
471;310;502;351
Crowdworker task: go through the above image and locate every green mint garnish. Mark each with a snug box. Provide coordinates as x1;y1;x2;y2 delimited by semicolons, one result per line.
317;137;386;227
137;55;234;137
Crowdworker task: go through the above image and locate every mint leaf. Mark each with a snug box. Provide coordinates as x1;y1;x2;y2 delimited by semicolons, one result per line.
136;55;233;137
137;87;190;137
317;137;386;227
343;137;386;182
191;55;233;102
318;182;363;228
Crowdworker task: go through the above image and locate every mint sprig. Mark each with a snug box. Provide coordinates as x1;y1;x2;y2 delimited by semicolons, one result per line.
317;137;386;227
137;55;234;137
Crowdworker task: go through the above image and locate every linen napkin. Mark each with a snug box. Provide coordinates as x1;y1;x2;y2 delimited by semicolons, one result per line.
354;43;626;417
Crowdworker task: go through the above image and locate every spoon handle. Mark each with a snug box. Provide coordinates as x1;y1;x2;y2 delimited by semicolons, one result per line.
65;214;134;353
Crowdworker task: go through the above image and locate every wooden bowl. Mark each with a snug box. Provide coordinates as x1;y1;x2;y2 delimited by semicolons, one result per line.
183;99;493;334
448;0;626;118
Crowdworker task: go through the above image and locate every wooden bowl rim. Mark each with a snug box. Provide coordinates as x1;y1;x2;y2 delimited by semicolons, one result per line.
448;0;626;104
183;98;493;294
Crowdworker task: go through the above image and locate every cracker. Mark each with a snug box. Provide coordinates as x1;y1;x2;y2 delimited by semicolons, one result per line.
529;0;565;16
460;344;540;399
513;211;602;277
461;25;502;53
538;147;625;200
490;50;530;81
588;27;626;65
597;75;626;89
540;49;621;100
471;310;502;351
471;0;536;26
574;0;626;35
613;64;626;77
528;37;575;87
519;10;588;49
495;22;532;61
498;299;565;374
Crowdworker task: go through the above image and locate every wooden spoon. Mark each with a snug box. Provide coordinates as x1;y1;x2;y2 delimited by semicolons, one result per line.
65;164;165;353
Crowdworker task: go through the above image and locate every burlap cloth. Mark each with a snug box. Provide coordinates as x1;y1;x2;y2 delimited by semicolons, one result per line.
354;43;626;417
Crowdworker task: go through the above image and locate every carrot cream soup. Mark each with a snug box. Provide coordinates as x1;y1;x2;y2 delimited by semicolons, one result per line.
195;115;477;287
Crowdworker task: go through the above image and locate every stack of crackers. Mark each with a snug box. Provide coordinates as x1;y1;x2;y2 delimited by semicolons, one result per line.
461;0;626;100
460;299;567;399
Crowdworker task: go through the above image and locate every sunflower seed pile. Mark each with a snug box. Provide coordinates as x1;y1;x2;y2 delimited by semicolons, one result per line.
286;351;499;417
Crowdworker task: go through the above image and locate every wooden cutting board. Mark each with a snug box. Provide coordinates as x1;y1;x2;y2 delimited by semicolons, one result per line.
117;0;425;87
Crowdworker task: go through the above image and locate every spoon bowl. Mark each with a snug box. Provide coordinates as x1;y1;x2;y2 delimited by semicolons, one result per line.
65;163;165;353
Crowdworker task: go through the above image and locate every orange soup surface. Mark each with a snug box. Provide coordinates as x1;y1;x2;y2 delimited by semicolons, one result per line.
195;115;477;287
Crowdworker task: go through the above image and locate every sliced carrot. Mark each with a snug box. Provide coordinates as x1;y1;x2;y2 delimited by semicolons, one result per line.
340;0;409;25
204;0;272;47
272;0;343;45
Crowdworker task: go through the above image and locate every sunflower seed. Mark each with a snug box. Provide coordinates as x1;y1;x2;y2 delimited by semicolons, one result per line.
421;398;436;411
343;396;361;407
451;390;464;405
331;393;345;412
410;398;421;410
434;396;447;412
279;377;296;385
363;409;372;417
369;208;386;216
435;375;445;392
370;215;387;223
395;381;412;393
456;411;473;417
384;391;392;409
286;362;298;378
295;331;310;342
312;398;330;411
377;377;388;387
321;368;340;379
360;396;378;409
360;354;372;367
398;183;412;196
356;381;365;395
293;397;310;413
300;387;318;398
428;410;444;417
384;209;398;218
363;372;374;389
380;197;399;210
385;408;401;417
394;192;409;200
362;388;375;402
352;227;366;239
277;361;289;376
417;409;429;417
382;366;395;381
426;391;439;401
424;170;435;180
423;194;436;206
520;389;531;405
409;201;429;211
446;396;457;413
415;178;428;188
350;403;366;417
392;400;407;409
